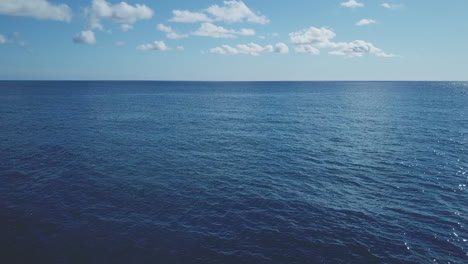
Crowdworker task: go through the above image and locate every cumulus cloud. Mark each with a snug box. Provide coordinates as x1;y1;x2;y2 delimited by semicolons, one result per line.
0;34;6;44
289;27;338;48
356;19;376;26
115;41;125;46
330;40;397;58
295;45;320;55
73;30;96;44
289;26;397;58
0;0;72;22
192;23;255;38
86;0;153;31
206;0;269;24
137;40;170;51
210;42;289;56
156;24;188;39
176;46;184;51
274;43;289;54
169;10;212;23
382;3;404;10
341;0;364;8
170;1;269;24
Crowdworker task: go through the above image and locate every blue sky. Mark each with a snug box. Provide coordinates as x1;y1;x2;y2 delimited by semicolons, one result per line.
0;0;467;80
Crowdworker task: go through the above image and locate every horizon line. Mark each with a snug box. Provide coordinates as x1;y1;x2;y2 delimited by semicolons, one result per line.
1;80;467;82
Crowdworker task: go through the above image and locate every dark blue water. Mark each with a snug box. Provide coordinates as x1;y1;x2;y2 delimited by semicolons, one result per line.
0;81;467;263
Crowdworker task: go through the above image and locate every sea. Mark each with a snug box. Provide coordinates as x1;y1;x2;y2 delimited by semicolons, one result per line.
0;81;467;264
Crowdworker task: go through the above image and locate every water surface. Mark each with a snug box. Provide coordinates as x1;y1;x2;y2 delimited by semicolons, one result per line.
0;81;467;263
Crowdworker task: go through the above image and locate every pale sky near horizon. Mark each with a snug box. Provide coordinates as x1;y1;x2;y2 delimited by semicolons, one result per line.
0;0;467;81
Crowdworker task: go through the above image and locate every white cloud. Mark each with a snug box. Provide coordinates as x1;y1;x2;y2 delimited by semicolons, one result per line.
381;3;404;10
73;30;96;44
115;41;125;46
1;32;29;47
356;19;376;26
170;10;212;23
156;24;172;33
206;0;269;24
156;24;188;39
192;23;255;38
210;42;288;56
176;46;184;51
167;32;188;40
341;0;364;8
295;45;320;55
330;40;397;58
87;0;153;31
289;26;397;58
120;24;133;32
274;43;289;54
170;1;269;24
289;27;338;48
137;40;170;51
0;0;72;22
271;33;280;37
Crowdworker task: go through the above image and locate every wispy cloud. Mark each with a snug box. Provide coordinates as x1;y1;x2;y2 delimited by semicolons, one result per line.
0;34;6;44
210;42;289;56
192;23;255;38
170;10;212;23
356;19;376;26
341;0;364;8
381;3;404;10
156;24;188;39
0;0;72;22
0;32;31;52
170;1;269;24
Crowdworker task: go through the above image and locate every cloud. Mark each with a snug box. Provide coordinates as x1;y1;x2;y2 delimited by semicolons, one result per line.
206;1;269;24
289;26;397;58
341;0;364;8
170;1;269;24
176;46;184;51
170;10;212;23
381;3;404;10
192;23;255;38
0;0;72;22
0;32;30;51
356;19;376;26
115;41;125;46
156;24;188;39
274;43;289;54
210;42;289;56
120;24;133;32
330;40;397;58
137;41;170;51
289;27;338;48
73;30;96;44
87;0;153;31
295;45;320;55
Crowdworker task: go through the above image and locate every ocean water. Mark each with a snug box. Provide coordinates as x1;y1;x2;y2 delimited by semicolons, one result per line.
0;81;467;264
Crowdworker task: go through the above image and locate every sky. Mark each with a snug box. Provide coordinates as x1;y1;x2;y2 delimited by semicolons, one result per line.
0;0;467;81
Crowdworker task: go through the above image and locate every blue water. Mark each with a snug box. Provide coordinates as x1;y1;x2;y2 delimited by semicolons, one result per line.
0;81;467;263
